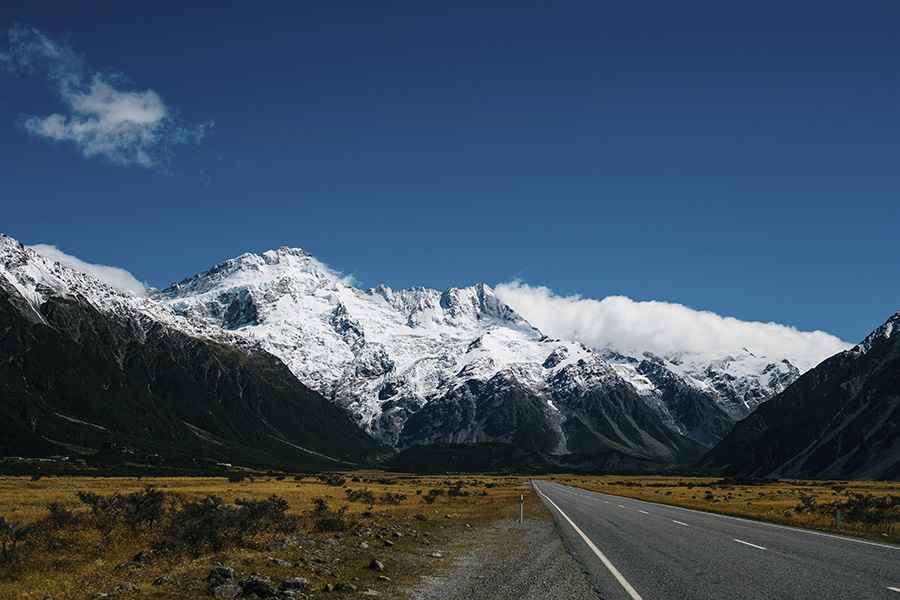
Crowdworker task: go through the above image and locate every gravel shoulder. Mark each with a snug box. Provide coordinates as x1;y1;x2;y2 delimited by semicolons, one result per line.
406;512;600;600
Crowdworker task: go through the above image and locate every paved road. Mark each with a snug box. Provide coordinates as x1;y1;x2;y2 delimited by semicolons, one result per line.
534;480;900;600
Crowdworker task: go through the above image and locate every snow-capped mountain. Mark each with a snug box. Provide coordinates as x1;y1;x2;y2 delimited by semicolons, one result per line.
153;245;803;459
155;247;602;445
607;350;800;418
2;233;812;464
0;234;378;468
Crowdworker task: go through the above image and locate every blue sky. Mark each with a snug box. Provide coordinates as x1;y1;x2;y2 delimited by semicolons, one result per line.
1;1;898;343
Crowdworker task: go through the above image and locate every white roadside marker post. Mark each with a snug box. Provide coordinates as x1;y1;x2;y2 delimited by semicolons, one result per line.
519;494;524;524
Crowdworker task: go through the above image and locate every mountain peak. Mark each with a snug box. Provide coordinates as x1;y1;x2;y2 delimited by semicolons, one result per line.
855;311;900;354
162;245;341;298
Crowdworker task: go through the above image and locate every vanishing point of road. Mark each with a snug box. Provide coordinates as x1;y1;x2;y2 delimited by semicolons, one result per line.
534;480;900;600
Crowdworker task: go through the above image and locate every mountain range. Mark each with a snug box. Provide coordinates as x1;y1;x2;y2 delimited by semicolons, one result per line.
2;233;896;478
154;244;808;462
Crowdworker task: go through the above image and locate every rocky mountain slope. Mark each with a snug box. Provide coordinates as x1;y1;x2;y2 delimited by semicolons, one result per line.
154;245;805;463
0;235;379;469
701;312;900;479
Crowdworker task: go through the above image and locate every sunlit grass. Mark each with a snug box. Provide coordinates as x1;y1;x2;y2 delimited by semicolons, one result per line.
549;475;899;543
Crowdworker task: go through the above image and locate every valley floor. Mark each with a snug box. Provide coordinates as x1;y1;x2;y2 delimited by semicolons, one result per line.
0;472;895;599
0;473;541;600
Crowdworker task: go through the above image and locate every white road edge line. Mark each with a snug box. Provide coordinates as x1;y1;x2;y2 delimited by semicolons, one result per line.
671;520;690;527
533;482;643;600
733;538;767;551
549;482;900;552
887;586;900;593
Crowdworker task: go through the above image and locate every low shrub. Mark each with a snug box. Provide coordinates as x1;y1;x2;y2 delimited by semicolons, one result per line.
318;474;347;487
379;492;407;505
0;517;30;564
313;505;349;532
159;494;295;553
345;488;375;505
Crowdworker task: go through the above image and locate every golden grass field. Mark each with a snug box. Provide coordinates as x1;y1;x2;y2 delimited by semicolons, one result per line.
552;475;900;543
0;473;896;599
0;473;540;600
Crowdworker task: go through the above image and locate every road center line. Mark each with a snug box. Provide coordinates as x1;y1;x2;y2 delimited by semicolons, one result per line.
617;504;626;508
533;483;643;600
887;587;900;593
638;510;649;515
733;538;767;551
671;520;689;527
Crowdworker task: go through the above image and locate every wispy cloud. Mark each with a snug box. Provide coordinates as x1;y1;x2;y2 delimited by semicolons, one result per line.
495;281;851;370
29;244;148;296
1;25;209;167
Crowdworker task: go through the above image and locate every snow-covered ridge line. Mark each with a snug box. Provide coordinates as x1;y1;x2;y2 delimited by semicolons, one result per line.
1;232;809;452
150;243;805;447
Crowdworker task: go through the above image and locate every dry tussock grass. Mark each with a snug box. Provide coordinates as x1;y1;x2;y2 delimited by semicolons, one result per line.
0;472;537;600
550;475;899;543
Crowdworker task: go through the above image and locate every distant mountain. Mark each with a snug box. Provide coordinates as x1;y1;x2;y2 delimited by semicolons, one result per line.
154;244;805;463
0;235;379;470
701;312;900;479
1;233;823;469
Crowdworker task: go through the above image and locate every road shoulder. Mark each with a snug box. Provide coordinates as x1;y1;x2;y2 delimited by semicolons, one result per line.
406;512;600;600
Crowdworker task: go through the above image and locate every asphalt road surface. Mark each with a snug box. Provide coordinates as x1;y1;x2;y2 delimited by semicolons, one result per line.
534;480;900;600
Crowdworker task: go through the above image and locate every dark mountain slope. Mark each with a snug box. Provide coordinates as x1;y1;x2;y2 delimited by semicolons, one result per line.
0;279;380;470
398;366;706;465
701;313;900;480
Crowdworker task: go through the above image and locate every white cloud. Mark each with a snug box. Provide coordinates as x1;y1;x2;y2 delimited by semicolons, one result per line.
29;244;148;297
2;26;208;167
494;281;851;371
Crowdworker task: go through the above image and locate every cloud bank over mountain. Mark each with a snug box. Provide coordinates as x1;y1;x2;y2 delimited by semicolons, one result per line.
495;281;850;370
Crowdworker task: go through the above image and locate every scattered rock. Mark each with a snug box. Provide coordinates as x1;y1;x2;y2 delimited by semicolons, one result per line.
377;575;391;582
361;590;381;597
206;564;236;590
268;557;294;568
392;531;402;538
152;575;173;586
383;539;394;547
429;551;443;558
333;582;356;593
359;541;369;549
212;583;242;599
368;559;385;572
240;574;278;597
279;577;308;592
266;536;298;551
